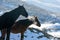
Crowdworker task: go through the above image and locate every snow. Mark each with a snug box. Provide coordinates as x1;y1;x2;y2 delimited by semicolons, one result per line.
29;23;60;38
48;32;60;38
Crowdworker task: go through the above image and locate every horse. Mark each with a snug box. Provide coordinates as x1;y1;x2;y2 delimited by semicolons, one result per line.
1;16;41;40
0;5;28;40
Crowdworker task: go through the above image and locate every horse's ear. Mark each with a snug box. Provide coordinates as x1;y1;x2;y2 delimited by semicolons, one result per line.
34;16;37;18
18;5;22;7
22;4;24;6
20;4;24;7
18;5;20;8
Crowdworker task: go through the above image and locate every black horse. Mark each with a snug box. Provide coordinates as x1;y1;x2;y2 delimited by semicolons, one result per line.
0;5;28;40
1;16;41;40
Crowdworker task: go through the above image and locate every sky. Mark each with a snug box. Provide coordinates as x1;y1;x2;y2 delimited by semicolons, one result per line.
0;0;60;14
0;0;60;13
21;0;60;13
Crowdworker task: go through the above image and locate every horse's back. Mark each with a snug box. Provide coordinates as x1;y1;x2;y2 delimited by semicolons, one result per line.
14;19;32;26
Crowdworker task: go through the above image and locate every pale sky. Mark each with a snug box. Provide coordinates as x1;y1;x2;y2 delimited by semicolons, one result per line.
0;0;60;13
21;0;60;13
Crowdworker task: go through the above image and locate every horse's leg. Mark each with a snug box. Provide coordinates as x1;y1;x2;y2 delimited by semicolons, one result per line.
21;33;24;40
6;27;11;40
0;29;6;40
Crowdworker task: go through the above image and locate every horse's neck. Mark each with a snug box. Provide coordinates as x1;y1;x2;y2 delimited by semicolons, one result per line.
10;9;20;15
2;9;20;17
29;18;36;25
26;19;33;26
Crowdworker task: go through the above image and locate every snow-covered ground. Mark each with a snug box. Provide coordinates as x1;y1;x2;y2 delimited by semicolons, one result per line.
9;23;60;40
29;23;60;38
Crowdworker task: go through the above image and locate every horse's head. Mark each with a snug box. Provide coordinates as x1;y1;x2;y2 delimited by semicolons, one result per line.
17;6;28;17
28;16;41;27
